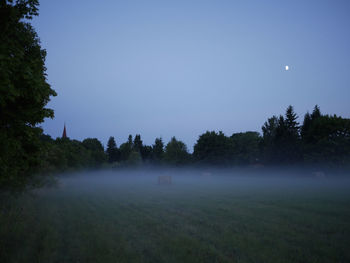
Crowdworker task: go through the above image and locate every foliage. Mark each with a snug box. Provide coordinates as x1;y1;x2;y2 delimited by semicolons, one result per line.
106;136;120;163
119;135;133;162
133;134;142;152
0;0;56;187
231;132;262;165
261;106;302;164
164;137;191;165
261;115;279;163
193;131;232;165
127;151;143;166
82;138;106;167
152;137;164;164
260;105;350;167
301;112;312;139
303;115;350;166
140;145;152;163
193;131;262;166
301;105;322;143
39;136;106;172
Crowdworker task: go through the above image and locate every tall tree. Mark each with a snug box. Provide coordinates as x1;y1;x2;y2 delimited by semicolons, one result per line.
82;138;106;167
140;145;153;162
127;134;133;145
231;132;262;165
261;115;279;163
303;114;350;165
282;106;302;163
261;106;302;164
119;135;133;161
311;105;321;120
0;0;56;186
164;137;191;165
152;137;164;163
133;134;143;152
301;105;322;142
301;112;312;140
193;131;232;165
124;134;143;165
285;105;299;138
262;116;279;143
106;136;119;163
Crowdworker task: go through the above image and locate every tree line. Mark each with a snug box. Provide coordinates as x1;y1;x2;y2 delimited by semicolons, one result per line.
104;105;349;168
36;104;350;172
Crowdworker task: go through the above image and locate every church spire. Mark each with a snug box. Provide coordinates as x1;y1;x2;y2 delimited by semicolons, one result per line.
62;123;67;138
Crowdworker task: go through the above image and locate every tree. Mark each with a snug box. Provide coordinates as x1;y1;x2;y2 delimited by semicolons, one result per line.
285;105;299;138
133;134;143;152
230;132;262;165
261;106;302;164
193;131;232;165
261;115;279;163
127;134;133;145
119;135;133;161
46;138;91;171
282;106;302;163
82;138;106;167
127;151;142;166
164;137;191;165
0;0;56;186
106;136;120;163
301;112;312;140
152;137;164;163
301;105;322;143
262;116;278;145
140;145;153;162
303;115;350;166
311;105;321;120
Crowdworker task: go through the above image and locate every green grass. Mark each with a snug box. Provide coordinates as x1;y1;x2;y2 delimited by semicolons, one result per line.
1;172;350;263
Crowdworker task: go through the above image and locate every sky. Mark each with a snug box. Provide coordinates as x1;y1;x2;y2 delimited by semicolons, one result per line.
32;0;350;150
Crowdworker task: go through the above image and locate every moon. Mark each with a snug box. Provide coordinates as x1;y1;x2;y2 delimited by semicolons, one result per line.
285;65;289;71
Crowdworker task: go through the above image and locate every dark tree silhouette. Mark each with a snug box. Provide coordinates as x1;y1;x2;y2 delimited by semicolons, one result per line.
262;106;302;164
311;105;321;120
127;134;133;145
106;136;120;163
119;135;133;161
0;0;56;186
133;134;143;152
231;132;262;165
152;137;164;163
261;115;279;161
82;138;106;167
301;112;312;140
193;131;232;165
285;105;299;137
303;113;350;165
164;137;191;165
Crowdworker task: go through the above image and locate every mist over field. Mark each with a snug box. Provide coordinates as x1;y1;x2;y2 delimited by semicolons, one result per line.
2;168;349;262
52;167;350;191
44;169;350;207
45;168;350;212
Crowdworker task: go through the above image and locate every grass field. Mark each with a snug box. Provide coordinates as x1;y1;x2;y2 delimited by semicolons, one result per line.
1;170;350;263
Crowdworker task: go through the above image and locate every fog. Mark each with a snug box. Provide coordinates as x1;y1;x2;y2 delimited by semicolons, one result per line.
43;168;350;198
5;168;350;262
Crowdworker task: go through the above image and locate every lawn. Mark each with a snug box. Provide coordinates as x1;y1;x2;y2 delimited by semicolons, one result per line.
1;170;350;263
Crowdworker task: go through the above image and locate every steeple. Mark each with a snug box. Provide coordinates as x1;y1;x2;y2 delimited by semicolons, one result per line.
62;123;67;138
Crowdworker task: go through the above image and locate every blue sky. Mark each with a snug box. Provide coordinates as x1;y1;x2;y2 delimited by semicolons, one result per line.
32;0;350;150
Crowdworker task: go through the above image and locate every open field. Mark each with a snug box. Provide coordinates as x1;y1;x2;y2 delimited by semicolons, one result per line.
1;170;350;263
